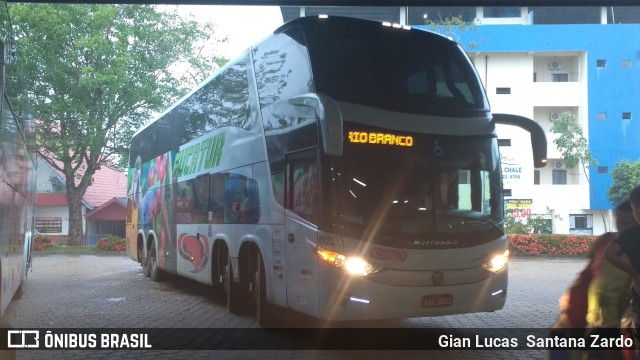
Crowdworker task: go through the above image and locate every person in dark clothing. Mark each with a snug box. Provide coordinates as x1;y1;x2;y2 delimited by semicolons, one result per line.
549;200;636;360
605;185;640;360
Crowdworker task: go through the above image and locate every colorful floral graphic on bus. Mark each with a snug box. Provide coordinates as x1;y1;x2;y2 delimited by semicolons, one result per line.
136;152;176;268
178;233;209;273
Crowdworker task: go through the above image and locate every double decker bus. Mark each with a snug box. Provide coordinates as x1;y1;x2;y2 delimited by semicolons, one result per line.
0;38;35;318
126;15;546;326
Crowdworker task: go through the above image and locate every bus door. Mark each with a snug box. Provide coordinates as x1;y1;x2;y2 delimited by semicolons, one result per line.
284;148;320;315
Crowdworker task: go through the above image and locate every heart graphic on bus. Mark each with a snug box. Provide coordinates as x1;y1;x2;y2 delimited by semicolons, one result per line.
178;233;209;273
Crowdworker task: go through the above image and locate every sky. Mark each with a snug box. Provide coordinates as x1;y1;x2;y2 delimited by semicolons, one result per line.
167;5;285;59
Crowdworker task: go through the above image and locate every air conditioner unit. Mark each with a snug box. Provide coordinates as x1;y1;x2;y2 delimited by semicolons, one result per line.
553;160;565;170
549;60;562;70
550;112;561;121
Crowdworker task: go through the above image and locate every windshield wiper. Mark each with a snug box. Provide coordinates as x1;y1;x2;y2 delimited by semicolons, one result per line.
437;211;504;234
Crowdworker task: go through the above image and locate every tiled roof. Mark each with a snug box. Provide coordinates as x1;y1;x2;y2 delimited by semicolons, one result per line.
85;197;127;220
83;165;128;208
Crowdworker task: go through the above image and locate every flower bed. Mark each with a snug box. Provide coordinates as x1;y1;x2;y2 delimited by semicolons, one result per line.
507;234;598;256
96;236;127;252
34;235;54;251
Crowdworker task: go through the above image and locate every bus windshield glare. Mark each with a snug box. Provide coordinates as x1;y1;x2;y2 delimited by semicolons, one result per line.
328;126;503;248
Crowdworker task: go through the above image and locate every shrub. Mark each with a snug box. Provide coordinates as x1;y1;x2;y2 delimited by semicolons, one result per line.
56;236;71;246
96;236;127;252
507;234;598;256
33;235;53;251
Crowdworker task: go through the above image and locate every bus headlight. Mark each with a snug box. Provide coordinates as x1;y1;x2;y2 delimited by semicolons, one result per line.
482;250;509;273
316;249;379;276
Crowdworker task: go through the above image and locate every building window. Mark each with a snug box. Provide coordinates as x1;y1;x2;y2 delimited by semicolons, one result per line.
597;112;607;121
552;170;567;185
621;60;632;68
570;214;593;236
458;170;470;184
483;7;521;18
552;73;569;82
534;170;540;185
496;87;511;94
623;112;632;120
597;166;608;174
596;59;607;68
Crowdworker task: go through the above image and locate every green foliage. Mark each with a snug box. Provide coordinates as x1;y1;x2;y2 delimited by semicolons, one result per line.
57;236;71;246
425;15;478;50
550;112;608;230
550;112;595;169
96;236;127;252
608;159;640;205
504;208;556;235
504;216;531;235
508;234;597;256
8;4;224;245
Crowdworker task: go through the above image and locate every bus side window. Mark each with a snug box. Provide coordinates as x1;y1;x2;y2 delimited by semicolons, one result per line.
286;149;319;223
224;174;260;224
176;176;210;224
209;173;226;224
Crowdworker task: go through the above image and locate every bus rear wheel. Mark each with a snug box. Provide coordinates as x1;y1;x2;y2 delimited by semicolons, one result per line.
137;244;144;266
149;241;164;282
142;248;151;278
211;244;227;301
257;253;280;327
225;261;244;314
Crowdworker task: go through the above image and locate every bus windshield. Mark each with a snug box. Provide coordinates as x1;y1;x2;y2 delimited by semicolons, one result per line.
304;19;490;117
328;127;503;248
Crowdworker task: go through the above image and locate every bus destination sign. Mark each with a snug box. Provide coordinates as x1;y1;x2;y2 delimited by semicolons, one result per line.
347;131;414;147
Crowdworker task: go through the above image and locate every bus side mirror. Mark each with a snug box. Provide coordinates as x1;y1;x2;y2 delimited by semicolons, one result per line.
289;93;343;156
492;113;547;168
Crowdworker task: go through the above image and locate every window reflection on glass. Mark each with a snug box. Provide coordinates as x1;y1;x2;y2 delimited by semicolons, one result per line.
287;149;319;223
224;174;260;224
176;176;210;224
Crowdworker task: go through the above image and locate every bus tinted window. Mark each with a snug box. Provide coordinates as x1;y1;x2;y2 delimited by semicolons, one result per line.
286;149;319;223
302;18;489;116
130;53;251;166
253;28;313;109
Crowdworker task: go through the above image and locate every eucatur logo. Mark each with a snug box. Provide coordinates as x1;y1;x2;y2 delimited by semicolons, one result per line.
178;233;209;273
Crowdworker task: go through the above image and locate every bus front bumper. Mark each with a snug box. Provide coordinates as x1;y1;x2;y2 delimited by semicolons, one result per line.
315;264;508;321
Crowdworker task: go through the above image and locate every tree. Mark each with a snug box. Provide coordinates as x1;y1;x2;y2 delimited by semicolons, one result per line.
608;159;640;205
550;112;607;231
504;207;558;235
424;14;478;50
8;4;227;245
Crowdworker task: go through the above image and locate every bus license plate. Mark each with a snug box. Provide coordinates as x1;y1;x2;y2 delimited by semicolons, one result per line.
422;294;453;308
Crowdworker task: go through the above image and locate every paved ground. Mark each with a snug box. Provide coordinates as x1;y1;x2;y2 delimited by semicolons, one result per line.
0;253;588;360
